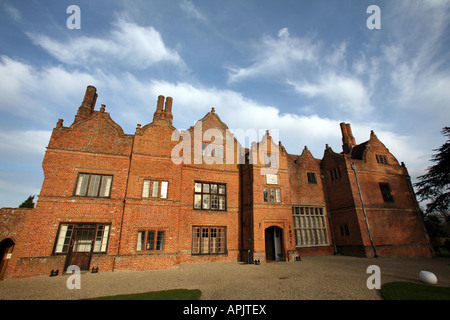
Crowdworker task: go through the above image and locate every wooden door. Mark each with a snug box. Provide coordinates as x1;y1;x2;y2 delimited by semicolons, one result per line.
65;225;95;271
265;228;275;261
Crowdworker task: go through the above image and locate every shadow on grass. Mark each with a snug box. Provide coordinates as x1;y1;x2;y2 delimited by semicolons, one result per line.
381;282;450;300
84;289;202;300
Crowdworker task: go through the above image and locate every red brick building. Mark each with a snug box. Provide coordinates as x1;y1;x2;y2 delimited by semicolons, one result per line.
0;86;432;279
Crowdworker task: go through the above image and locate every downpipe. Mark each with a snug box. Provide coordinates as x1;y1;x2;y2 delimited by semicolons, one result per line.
350;163;378;258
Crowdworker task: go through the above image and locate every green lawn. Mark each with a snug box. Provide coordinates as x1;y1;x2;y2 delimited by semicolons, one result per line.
381;282;450;300
85;289;202;300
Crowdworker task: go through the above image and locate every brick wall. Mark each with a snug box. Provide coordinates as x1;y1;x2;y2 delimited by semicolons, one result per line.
0;208;31;279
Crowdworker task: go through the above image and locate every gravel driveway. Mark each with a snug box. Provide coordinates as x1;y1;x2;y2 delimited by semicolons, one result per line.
0;256;449;300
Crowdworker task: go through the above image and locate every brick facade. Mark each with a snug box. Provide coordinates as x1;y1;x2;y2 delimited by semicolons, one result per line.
0;86;432;279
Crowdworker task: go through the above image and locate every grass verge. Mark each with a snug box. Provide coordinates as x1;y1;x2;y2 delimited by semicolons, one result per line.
85;289;202;300
381;282;450;300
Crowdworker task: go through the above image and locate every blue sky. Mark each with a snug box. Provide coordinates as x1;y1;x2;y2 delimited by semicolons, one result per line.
0;0;449;208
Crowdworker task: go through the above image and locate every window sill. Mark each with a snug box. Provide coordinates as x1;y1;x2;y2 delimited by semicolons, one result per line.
295;244;330;248
135;251;165;255
193;209;228;213
191;252;228;256
52;252;108;256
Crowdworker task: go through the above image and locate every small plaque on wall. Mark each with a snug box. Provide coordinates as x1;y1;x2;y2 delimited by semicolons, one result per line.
266;174;278;184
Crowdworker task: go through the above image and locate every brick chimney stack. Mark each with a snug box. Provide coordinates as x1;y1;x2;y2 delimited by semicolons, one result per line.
75;85;98;123
164;97;173;123
153;95;165;121
340;122;356;154
153;95;173;124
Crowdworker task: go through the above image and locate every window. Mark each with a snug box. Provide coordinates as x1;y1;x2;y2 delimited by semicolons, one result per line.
142;180;168;199
75;173;112;197
292;206;329;247
142;180;151;198
160;181;168;199
194;182;226;211
264;153;277;168
192;226;226;255
54;224;74;253
275;189;281;203
151;181;159;198
202;143;224;158
330;167;342;181
263;187;281;203
339;225;350;237
54;223;110;254
137;230;165;251
376;154;388;164
379;183;394;202
94;225;110;252
307;172;317;184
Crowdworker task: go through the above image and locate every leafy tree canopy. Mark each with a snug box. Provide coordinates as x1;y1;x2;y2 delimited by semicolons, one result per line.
415;127;450;214
18;195;35;208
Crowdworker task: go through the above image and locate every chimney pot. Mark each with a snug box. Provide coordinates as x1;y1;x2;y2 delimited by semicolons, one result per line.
82;85;97;111
74;85;97;123
165;97;173;113
157;95;165;111
341;122;356;154
164;97;173;123
153;95;165;121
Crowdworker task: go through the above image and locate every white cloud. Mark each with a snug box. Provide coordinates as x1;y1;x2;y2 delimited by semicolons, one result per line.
326;42;347;68
28;18;183;70
0;171;43;208
180;0;207;22
0;130;51;163
0;55;96;124
0;129;51;207
423;0;450;8
3;4;22;22
381;2;450;108
287;74;373;115
227;28;374;117
227;28;319;83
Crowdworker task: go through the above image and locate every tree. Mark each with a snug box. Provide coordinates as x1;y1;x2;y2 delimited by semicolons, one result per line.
423;209;449;252
415;127;450;214
18;195;35;208
424;213;447;238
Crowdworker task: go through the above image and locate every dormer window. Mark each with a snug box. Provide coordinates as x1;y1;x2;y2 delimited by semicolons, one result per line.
376;154;388;164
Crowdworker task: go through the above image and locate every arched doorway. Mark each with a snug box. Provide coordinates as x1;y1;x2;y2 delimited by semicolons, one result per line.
0;238;15;280
265;227;284;261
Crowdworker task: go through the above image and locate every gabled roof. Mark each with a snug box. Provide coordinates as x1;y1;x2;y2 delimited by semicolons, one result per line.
192;107;229;131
